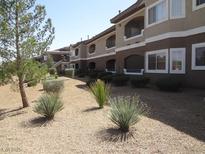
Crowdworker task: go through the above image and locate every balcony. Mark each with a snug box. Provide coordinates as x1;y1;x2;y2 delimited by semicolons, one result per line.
124;16;144;41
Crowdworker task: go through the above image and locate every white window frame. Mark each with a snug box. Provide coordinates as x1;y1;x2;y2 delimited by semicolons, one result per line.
145;49;169;73
192;42;205;70
170;0;186;19
146;0;169;28
170;48;186;74
192;0;205;11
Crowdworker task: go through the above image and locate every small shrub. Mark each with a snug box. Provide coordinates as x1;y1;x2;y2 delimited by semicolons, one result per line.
34;94;64;120
130;77;150;88
75;69;87;78
77;73;86;78
112;75;129;86
98;72;113;79
101;74;113;83
65;69;75;78
89;79;110;109
109;96;146;132
27;80;38;87
156;77;183;92
88;71;99;79
49;68;56;75
55;74;58;79
43;80;64;94
86;79;97;87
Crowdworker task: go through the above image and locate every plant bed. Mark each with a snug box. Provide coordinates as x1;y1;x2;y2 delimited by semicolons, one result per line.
112;75;129;87
130;76;150;88
156;77;183;92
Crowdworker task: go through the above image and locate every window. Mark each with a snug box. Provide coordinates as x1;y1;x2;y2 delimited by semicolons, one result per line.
193;0;205;10
170;0;185;19
147;0;168;26
124;17;144;39
89;44;96;54
196;0;205;6
75;49;79;56
106;35;116;49
192;43;205;70
170;48;186;74
146;49;168;73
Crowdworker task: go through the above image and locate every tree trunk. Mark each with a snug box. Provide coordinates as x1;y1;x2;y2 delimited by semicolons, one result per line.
15;2;29;108
18;75;29;108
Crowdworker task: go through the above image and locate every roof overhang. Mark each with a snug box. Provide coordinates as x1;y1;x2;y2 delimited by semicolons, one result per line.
110;0;145;23
85;26;116;45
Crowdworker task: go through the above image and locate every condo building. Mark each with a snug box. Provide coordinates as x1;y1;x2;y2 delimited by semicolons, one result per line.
50;0;205;88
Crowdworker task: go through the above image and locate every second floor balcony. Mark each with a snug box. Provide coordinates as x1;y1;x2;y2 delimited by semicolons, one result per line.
124;16;144;41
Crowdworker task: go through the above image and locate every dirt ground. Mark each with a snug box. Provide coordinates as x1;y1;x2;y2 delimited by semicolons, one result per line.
0;77;205;154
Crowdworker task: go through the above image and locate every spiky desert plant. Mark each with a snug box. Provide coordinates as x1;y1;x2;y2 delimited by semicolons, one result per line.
34;94;64;120
109;96;146;132
89;79;110;109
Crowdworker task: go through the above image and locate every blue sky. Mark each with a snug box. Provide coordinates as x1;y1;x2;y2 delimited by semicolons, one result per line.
37;0;136;50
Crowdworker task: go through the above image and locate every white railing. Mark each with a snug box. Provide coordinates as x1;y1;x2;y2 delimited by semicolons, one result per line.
105;69;116;74
124;29;144;41
52;60;63;68
123;68;144;75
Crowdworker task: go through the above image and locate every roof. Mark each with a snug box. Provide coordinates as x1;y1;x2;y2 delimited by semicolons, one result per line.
85;26;116;45
58;46;70;51
46;50;70;55
71;40;88;48
110;0;145;23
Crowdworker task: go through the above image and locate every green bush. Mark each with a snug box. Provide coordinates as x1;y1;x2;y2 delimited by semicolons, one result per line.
112;75;129;86
130;77;150;88
34;94;64;120
156;77;183;92
49;68;56;75
89;79;110;109
24;60;48;84
109;96;146;132
27;80;38;87
65;69;75;78
77;73;86;78
88;71;99;79
43;80;64;94
101;74;113;83
75;69;87;78
98;72;113;79
0;68;11;86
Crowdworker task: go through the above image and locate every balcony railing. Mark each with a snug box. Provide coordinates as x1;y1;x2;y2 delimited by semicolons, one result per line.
123;68;144;75
124;29;144;41
105;68;116;74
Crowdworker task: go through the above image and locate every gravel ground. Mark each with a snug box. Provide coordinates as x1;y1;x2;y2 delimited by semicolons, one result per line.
0;77;205;154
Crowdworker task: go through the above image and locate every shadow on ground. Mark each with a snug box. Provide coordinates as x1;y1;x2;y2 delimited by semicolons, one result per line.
0;107;26;120
83;107;100;112
111;86;205;142
96;128;135;142
21;117;50;128
75;84;88;90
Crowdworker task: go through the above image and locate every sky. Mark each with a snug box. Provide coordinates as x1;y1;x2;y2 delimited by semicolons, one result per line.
37;0;137;50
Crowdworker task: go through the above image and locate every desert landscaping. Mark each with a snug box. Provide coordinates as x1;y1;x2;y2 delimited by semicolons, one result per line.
0;77;204;154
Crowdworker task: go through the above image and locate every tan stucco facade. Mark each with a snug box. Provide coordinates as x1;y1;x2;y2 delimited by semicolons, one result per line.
67;0;205;88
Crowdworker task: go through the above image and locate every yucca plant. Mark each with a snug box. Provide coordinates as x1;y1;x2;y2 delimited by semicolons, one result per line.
109;96;146;132
34;94;64;120
89;79;110;109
